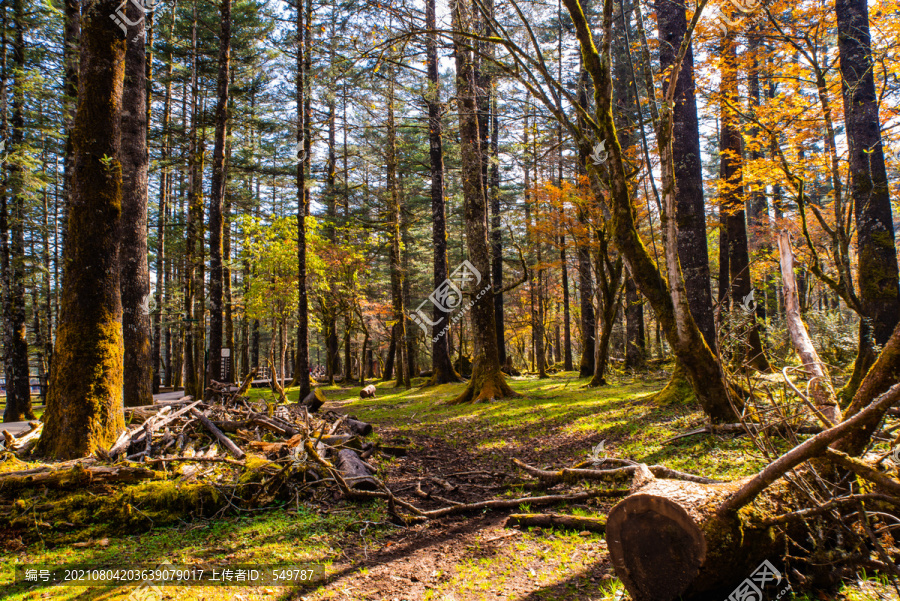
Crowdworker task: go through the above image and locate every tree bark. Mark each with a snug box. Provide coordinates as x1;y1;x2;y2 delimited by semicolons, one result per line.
294;0;311;399
424;0;460;386
2;0;31;422
836;0;900;348
450;0;517;403
120;2;152;407
720;28;770;372
206;0;231;387
654;0;716;351
37;0;127;458
490;92;506;369
624;273;645;368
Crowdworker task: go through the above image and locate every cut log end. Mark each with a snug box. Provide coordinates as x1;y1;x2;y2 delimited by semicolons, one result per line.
607;494;706;601
359;385;377;399
606;478;784;601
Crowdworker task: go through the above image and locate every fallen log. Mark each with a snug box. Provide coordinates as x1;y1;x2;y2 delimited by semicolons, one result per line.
301;389;326;412
334;449;378;491
346;418;373;437
513;458;721;485
421;489;627;520
359;385;377;399
0;465;158;494
507;512;606;533
606;475;786;601
606;383;900;601
191;409;246;460
664;422;823;444
154;396;193;406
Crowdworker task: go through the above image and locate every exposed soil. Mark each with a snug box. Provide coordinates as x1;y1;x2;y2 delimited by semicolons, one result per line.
299;400;620;601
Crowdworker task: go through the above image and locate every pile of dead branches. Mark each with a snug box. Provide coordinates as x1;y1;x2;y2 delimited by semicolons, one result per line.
0;379;389;531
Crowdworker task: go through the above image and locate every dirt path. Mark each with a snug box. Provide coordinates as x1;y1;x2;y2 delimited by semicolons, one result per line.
303;404;618;601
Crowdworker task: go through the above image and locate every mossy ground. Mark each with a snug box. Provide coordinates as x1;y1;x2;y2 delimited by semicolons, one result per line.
1;371;895;600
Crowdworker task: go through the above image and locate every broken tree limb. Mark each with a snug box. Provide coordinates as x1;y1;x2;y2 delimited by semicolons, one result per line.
777;230;841;425
190;409;246;460
231;369;256;402
720;382;900;515
507;512;607;533
823;449;900;496
512;458;721;485
421;489;628;520
664;422;823;444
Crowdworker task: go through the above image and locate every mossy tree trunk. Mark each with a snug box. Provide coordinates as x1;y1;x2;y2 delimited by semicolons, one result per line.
561;0;736;422
120;2;152;407
450;0;517;403
575;64;596;378
589;229;623;387
206;0;231;387
37;0;126;458
624;274;645;368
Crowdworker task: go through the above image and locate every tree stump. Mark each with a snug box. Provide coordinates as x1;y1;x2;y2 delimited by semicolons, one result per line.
301;388;326;412
606;478;787;601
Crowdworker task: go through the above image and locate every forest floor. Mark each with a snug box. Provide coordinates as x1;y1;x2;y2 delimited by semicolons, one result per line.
2;369;898;601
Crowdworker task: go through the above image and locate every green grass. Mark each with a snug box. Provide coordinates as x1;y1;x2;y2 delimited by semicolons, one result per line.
2;372;896;600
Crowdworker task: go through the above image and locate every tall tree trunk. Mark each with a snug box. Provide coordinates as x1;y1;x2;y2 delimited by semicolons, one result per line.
836;0;900;349
182;4;202;399
206;0;231;386
624;273;645;368
61;0;79;258
120;2;152;407
560;229;574;371
382;323;397;381
490;92;506;368
450;0;517;403
655;0;716;350
720;28;770;372
563;0;736;421
38;0;127;457
294;0;311;398
576;68;596;378
3;0;32;421
386;72;409;390
424;0;460;385
152;18;174;394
